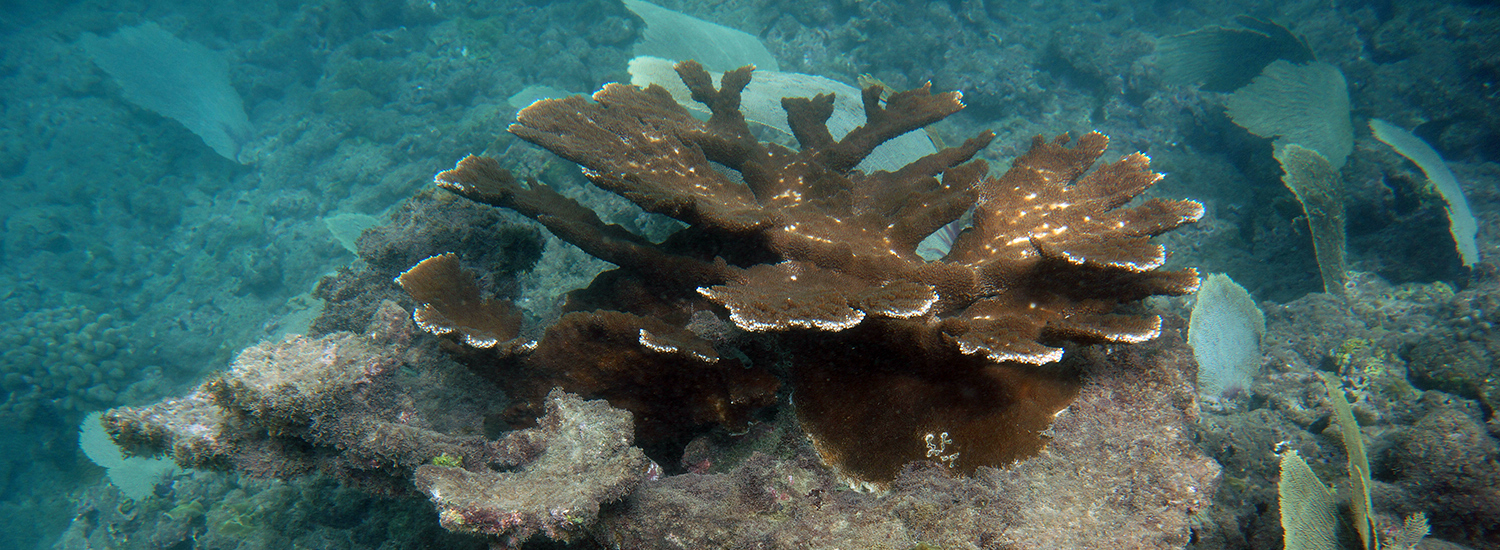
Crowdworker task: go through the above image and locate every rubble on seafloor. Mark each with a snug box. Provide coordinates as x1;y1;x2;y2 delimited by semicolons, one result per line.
414;389;649;547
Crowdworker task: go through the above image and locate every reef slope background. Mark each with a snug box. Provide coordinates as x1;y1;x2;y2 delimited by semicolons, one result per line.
0;0;1496;548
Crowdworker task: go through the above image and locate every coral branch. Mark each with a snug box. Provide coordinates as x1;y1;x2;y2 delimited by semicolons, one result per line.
781;93;837;151
674;61;758;155
436;155;732;286
507;84;767;232
822;83;966;172
396;253;520;349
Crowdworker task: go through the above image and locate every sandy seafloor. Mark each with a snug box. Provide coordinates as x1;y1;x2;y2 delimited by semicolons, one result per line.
0;0;1498;548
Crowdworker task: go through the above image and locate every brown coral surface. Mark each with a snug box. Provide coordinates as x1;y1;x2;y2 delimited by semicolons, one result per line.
428;60;1204;488
598;333;1220;549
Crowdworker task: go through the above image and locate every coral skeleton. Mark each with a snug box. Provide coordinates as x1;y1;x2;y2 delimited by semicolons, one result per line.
105;302;649;548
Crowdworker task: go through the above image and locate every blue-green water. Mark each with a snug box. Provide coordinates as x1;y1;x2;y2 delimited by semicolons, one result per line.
2;0;1497;548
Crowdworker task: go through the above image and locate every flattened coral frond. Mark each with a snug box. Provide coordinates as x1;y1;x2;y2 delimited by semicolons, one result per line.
1046;313;1163;344
396;253;521;348
946;299;1065;365
1032;235;1167;271
510;84;766;232
437;155;624;238
1100;197;1206;237
698;262;869;332
872;133;992;253
1070;151;1162;210
856;280;940;319
698;262;942;332
955;334;1065;365
960;132;1123;264
943;131;1201;295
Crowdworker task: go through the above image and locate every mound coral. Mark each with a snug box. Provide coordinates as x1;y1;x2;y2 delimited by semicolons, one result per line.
1;306;135;421
416;60;1203;488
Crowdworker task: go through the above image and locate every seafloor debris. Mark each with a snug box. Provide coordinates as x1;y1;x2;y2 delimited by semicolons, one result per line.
429;59;1203;488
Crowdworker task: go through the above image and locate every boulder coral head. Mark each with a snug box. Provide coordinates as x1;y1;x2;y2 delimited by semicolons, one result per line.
419;60;1203;489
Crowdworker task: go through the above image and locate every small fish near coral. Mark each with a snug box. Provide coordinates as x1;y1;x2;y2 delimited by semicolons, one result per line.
405;59;1204;489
